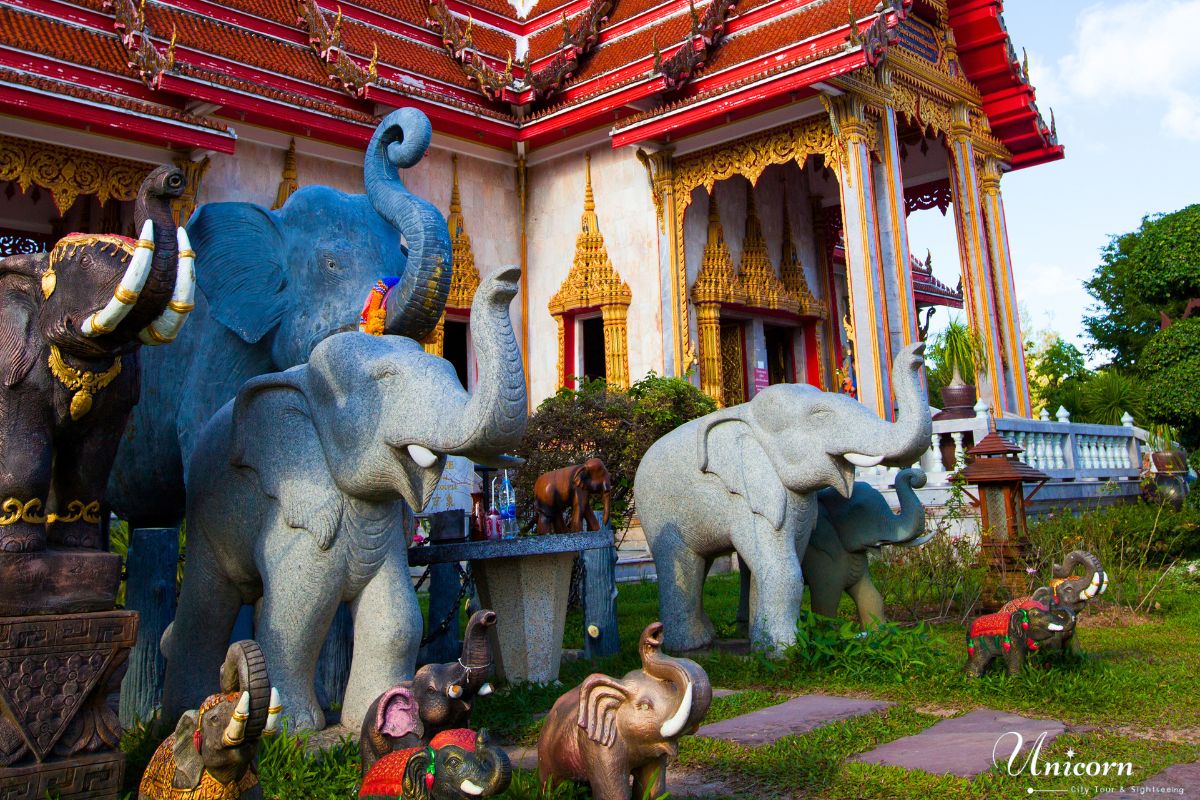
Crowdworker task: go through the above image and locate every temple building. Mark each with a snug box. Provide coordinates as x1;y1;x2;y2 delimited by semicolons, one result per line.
0;0;1060;416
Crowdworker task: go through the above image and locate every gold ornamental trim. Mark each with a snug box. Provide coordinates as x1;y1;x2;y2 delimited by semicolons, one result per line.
46;500;102;525
0;133;152;215
0;498;47;526
48;345;123;421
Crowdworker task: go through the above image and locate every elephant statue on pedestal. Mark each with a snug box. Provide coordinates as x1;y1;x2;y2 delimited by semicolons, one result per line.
804;467;930;626
108;107;452;528
0;165;192;554
139;641;281;800
634;343;932;653
160;268;526;732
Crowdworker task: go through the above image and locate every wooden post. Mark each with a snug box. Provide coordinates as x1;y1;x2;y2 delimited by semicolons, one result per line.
120;527;178;727
418;510;466;666
582;533;618;659
315;603;353;723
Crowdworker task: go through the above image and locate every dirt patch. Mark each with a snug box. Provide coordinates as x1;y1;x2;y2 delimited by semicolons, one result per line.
1108;725;1200;745
1076;604;1157;628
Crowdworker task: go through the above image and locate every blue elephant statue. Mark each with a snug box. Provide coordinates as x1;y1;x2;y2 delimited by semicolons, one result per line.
107;108;452;527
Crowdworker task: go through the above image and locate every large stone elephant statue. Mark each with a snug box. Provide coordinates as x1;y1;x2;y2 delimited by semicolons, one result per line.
804;467;930;626
634;343;932;653
108;107;452;527
160;268;526;732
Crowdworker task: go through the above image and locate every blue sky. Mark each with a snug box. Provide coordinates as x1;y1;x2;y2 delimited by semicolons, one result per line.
907;0;1200;359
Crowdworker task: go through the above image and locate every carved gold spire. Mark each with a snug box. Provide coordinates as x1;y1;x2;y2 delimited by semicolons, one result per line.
424;155;481;356
737;184;797;314
690;195;742;306
549;153;632;388
272;139;299;211
779;198;827;319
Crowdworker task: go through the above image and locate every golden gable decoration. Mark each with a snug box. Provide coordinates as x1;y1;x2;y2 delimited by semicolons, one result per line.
549;154;632;388
737;186;797;314
0;134;150;215
423;155;481;357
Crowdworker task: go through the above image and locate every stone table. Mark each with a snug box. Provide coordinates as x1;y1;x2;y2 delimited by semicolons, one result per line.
409;531;612;684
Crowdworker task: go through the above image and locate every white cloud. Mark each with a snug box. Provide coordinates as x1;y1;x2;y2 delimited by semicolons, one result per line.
1051;0;1200;141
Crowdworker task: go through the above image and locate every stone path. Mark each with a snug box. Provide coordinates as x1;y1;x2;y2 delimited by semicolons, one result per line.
1094;760;1200;799
853;708;1066;778
696;694;894;747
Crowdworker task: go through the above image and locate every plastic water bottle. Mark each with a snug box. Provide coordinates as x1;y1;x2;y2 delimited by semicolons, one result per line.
499;470;517;540
485;478;503;541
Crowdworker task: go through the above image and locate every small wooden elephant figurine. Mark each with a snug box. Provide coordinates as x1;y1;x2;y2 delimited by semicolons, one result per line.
360;610;497;776
965;598;1076;677
358;728;512;800
537;622;712;800
532;457;611;533
139;641;281;800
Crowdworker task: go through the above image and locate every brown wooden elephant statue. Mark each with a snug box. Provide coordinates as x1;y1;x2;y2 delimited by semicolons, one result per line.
532;457;611;533
536;622;711;800
360;610;497;777
139;640;281;799
0;164;195;554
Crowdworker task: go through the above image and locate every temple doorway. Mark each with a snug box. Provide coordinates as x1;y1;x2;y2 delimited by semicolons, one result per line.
579;315;606;383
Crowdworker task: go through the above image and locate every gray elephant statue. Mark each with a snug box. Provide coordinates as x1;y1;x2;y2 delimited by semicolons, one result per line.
160;267;526;732
804;467;930;626
139;641;281;800
634;343;931;653
108;107;452;527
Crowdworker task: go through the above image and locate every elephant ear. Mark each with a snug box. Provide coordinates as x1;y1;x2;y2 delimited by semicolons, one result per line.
401;748;433;800
0;257;40;388
377;685;423;740
1031;586;1053;605
230;368;343;551
699;417;787;531
189;203;287;344
170;710;205;790
576;675;630;747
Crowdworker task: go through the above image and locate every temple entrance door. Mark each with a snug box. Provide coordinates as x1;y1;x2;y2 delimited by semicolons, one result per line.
443;317;470;391
719;321;746;407
579;314;607;383
764;324;796;385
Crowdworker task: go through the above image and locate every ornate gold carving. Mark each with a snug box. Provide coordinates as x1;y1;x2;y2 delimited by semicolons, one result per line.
104;0;175;88
978;155;1003;196
272;139;299;211
0;134;151;215
690;198;742;306
695;302;722;404
48;345;123;421
601;303;630;389
446;156;481;311
0;498;46;526
170;155;209;227
737;187;796;314
296;0;378;98
549;155;632;388
635;147;673;234
780;200;826;320
46;500;102;525
719;321;745;407
422;313;445;357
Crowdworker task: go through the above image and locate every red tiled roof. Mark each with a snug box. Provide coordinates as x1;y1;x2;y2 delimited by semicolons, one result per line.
339;17;478;89
566;12;688;85
211;0;296;26
0;4;132;75
173;61;375;121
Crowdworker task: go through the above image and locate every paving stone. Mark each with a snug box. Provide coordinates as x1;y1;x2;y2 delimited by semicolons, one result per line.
1093;760;1200;799
853;708;1066;778
711;688;739;698
695;694;893;747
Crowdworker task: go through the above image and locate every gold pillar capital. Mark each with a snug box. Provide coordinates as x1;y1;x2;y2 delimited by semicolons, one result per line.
978;155;1004;196
949;101;974;139
827;93;872;143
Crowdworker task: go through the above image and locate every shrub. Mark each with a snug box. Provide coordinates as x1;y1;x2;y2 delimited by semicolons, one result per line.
1079;370;1147;425
1140;317;1200;450
786;611;935;682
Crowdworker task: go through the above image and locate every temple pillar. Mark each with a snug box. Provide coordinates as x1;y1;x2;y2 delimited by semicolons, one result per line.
637;147;682;377
947;102;1009;414
979;157;1032;417
872;81;919;351
829;93;892;419
601;302;630;389
695;302;722;402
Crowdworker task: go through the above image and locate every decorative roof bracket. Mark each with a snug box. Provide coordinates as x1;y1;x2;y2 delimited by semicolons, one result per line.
296;0;378;98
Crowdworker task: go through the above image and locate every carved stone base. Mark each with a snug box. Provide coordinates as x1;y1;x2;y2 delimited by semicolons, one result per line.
0;750;124;799
0;550;122;616
0;609;137;800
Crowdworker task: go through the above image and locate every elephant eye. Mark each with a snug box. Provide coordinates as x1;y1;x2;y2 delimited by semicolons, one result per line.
637;700;653;711
320;254;341;273
811;408;832;421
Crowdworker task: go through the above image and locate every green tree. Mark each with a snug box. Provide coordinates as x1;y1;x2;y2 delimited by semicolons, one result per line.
1084;204;1200;368
1140;317;1200;449
1026;332;1088;415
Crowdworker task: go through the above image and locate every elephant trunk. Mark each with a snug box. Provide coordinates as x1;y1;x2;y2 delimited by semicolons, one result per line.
461;610;496;672
474;731;512;797
602;490;610;527
881;342;935;468
219;640;271;740
892;468;930;547
121;165;185;336
638;623;708;739
363;108;453;341
1053;550;1105;602
425;267;527;463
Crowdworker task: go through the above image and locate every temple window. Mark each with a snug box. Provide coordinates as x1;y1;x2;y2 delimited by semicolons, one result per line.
549;154;632;390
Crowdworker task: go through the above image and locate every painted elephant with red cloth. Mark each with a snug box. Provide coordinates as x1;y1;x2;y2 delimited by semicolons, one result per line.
358;729;511;800
965;599;1076;677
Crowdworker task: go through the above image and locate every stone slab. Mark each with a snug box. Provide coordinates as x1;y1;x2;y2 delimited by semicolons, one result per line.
695;694;893;747
1094;761;1200;799
0;750;124;800
0;549;121;615
853;708;1066;778
407;530;612;566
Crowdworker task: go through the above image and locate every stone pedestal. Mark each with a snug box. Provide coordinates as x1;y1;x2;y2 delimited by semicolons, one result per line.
0;550;122;616
473;552;575;684
0;609;138;800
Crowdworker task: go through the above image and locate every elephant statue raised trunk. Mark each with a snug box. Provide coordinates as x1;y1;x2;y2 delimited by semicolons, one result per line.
161;268;527;733
0;164;195;555
537;622;712;800
635;342;932;652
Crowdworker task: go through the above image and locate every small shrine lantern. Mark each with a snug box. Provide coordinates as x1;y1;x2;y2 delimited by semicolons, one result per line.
955;423;1049;611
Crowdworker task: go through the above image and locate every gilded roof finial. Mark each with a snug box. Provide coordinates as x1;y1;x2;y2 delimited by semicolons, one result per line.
1049;107;1057;139
1021;47;1029;82
450;154;462;215
583;152;595;213
273;139;299;210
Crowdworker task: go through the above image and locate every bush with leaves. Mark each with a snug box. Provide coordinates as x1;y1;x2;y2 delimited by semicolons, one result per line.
1140;317;1200;450
513;375;715;534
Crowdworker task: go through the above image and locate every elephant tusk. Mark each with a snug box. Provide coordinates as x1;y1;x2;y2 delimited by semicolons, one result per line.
82;219;155;337
899;533;935;548
408;445;439;468
222;691;251;747
659;679;693;740
843;452;885;468
477;682;493;696
139;227;196;346
460;779;485;796
1099;572;1109;594
447;684;463;699
1047;623;1064;632
263;687;282;737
